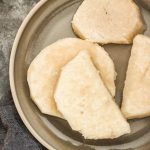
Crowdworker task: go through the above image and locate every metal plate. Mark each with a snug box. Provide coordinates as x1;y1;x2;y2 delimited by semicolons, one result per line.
10;0;150;149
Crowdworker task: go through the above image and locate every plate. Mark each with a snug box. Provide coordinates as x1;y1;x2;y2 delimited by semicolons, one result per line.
10;0;150;149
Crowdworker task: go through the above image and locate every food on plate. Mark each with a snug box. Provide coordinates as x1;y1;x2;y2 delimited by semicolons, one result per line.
121;35;150;119
54;50;130;139
72;0;145;44
27;38;116;117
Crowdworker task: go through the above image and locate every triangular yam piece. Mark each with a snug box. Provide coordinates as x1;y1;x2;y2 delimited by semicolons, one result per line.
122;35;150;119
72;0;145;44
27;38;116;117
54;51;130;139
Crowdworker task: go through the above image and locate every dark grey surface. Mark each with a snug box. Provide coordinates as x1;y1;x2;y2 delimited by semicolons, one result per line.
0;0;46;149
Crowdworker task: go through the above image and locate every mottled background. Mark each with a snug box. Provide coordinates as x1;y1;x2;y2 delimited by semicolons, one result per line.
0;0;46;149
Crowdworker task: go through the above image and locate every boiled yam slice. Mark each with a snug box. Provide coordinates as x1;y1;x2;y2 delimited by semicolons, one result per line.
27;38;116;117
54;50;130;139
121;35;150;119
72;0;145;44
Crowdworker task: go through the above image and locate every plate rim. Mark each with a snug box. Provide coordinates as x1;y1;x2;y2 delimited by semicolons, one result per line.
9;0;150;149
9;0;55;149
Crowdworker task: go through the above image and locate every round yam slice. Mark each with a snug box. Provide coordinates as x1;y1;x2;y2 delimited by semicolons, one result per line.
54;51;130;139
27;38;116;117
121;35;150;119
72;0;145;44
